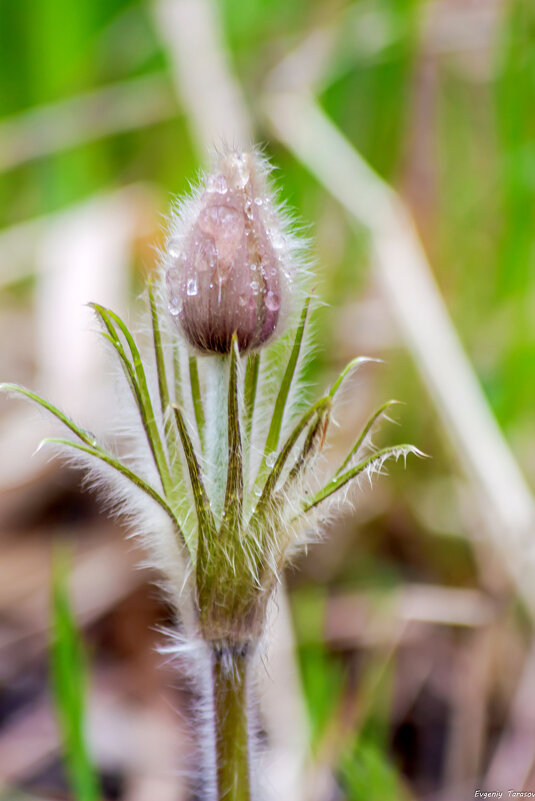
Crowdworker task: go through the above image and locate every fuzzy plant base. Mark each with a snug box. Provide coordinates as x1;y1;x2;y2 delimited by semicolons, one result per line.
1;148;422;801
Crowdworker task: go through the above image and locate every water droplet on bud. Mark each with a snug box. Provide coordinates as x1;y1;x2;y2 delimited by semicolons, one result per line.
165;149;287;353
265;291;280;312
167;238;181;260
215;175;228;194
271;230;285;250
168;297;180;316
232;153;250;189
206;174;229;194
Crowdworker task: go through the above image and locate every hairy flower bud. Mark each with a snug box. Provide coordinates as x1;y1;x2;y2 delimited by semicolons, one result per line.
165;150;290;354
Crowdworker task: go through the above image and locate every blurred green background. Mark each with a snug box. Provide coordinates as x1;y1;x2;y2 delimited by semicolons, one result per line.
1;1;535;800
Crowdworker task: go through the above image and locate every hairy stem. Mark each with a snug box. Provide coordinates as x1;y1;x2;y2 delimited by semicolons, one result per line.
211;645;252;801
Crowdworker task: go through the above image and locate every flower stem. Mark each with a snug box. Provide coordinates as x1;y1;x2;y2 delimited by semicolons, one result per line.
206;355;229;524
211;645;252;801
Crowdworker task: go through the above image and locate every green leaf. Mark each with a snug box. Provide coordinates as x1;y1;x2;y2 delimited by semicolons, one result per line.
243;351;260;444
148;280;171;415
252;395;331;523
282;407;329;492
173;344;184;407
41;437;190;550
0;383;98;448
90;303;172;496
304;445;424;512
256;296;311;483
221;337;243;535
335;399;401;477
172;404;216;566
148;282;186;490
270;356;374;497
328;356;378;400
188;355;206;451
316;356;379;448
50;550;100;801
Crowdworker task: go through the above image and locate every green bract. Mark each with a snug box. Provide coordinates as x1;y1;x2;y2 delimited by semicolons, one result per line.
0;285;421;646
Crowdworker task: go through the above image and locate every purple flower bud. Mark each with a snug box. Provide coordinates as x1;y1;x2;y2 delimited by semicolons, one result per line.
165;151;287;354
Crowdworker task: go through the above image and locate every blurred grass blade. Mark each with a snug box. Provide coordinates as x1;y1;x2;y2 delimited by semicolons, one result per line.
50;551;100;801
340;738;410;801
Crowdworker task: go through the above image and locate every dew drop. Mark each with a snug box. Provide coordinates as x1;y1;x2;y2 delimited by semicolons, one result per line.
270;230;285;250
166;265;180;283
167;238;181;259
265;290;280;312
232;153;250;189
254;197;263;206
250;280;259;294
266;453;276;468
168;295;181;316
215;175;228;194
245;199;254;220
238;170;250;189
82;429;98;447
186;278;198;296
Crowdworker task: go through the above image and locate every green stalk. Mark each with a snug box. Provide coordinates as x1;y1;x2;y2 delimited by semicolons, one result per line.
205;355;229;524
212;645;252;801
189;355;206;452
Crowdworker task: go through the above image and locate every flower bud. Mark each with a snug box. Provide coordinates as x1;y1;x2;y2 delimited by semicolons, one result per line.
165;151;288;354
